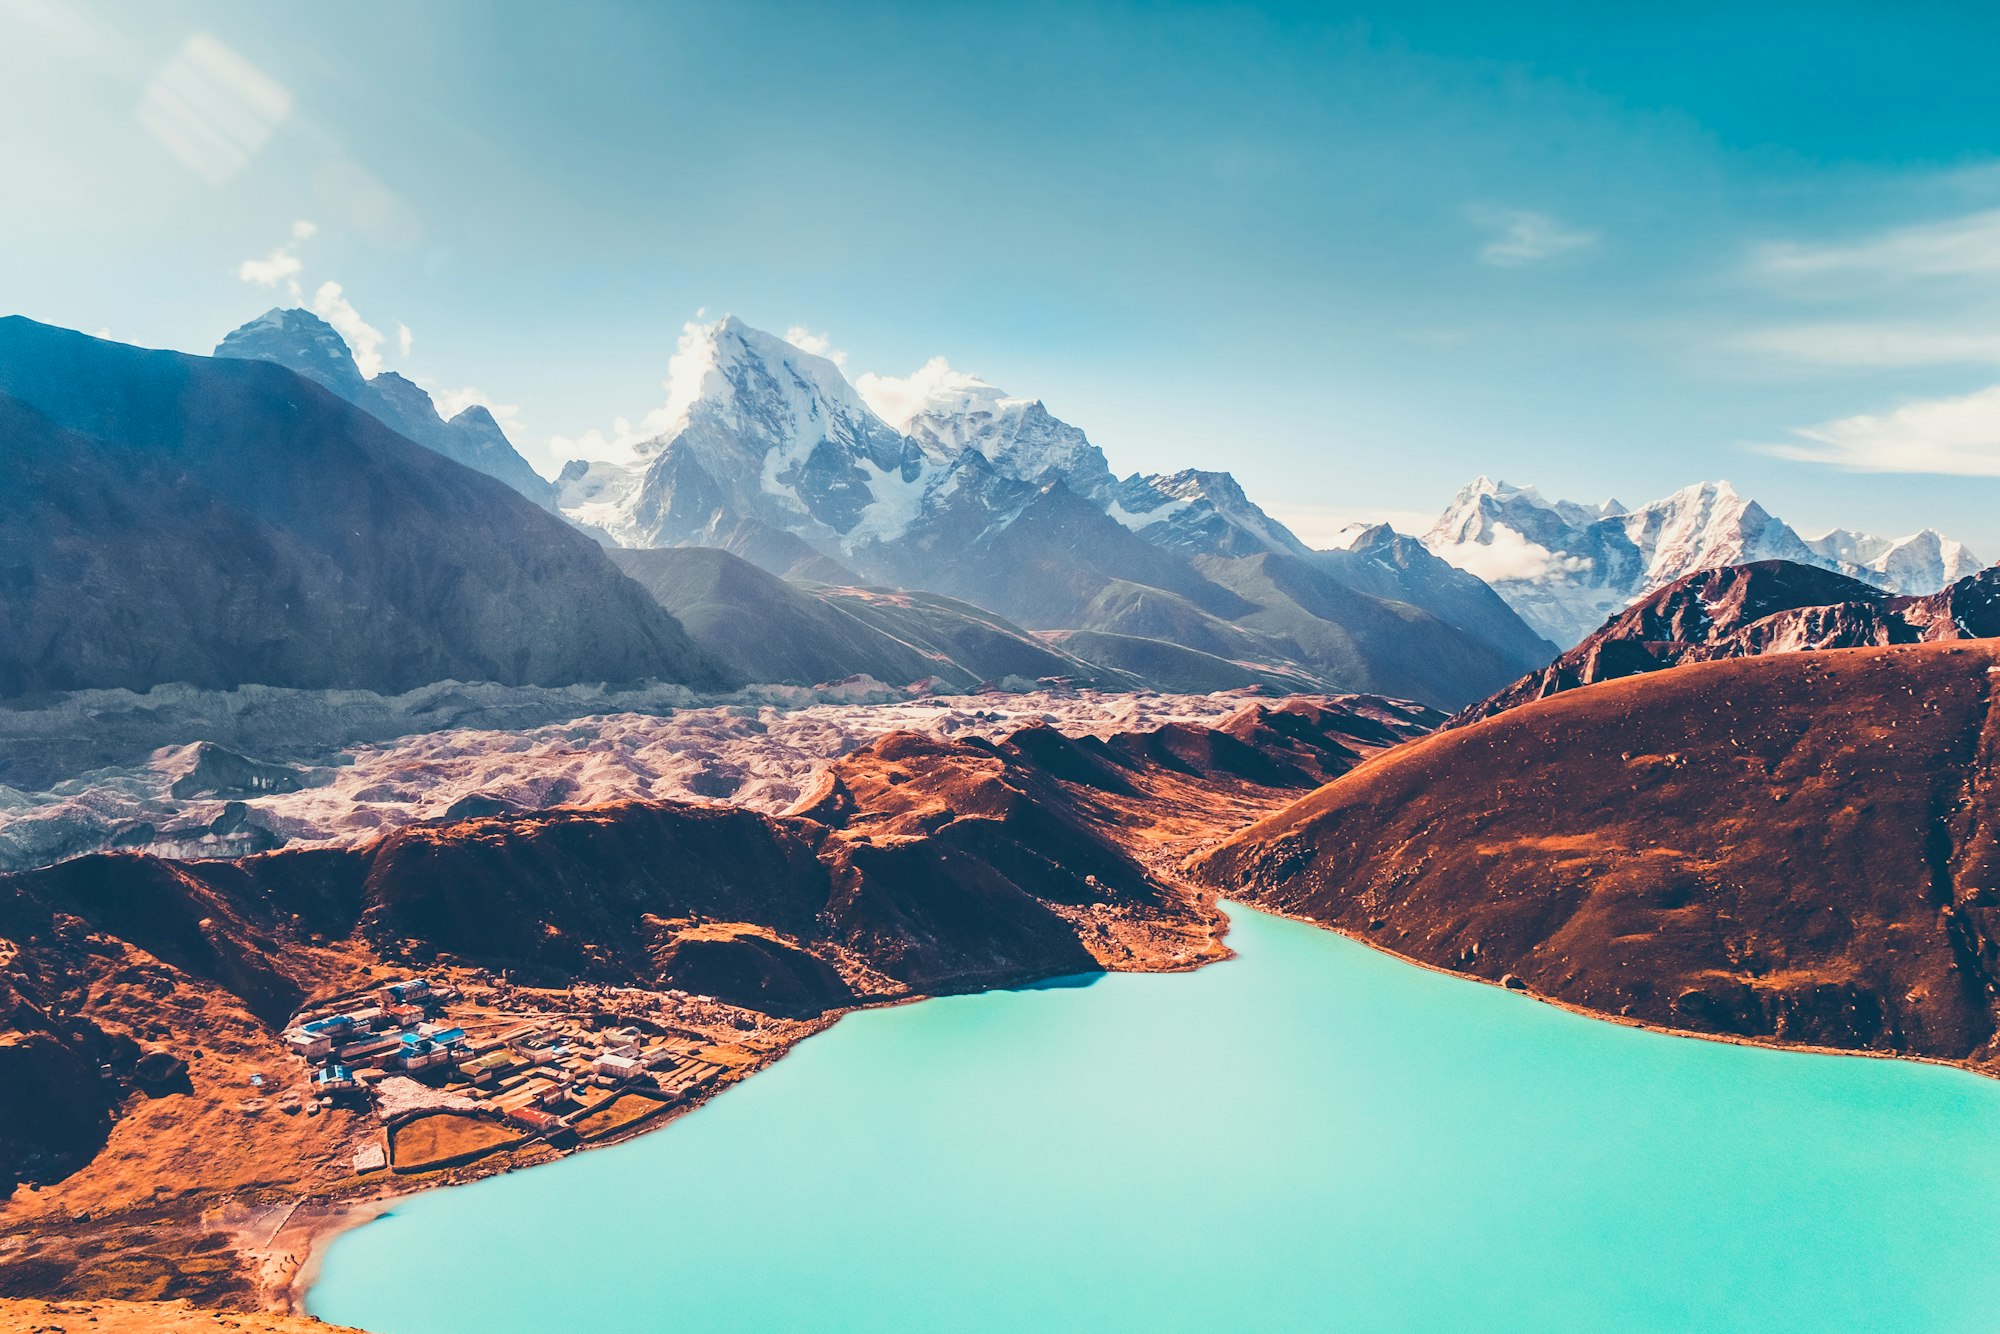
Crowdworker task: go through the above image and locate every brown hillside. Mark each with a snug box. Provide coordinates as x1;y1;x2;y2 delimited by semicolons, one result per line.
0;695;1430;1313
1192;642;2000;1070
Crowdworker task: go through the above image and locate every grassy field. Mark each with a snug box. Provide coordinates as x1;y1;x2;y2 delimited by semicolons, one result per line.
570;1092;671;1142
389;1114;522;1171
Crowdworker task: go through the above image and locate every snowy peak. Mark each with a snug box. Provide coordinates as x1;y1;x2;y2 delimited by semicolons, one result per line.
565;316;927;550
861;358;1115;499
664;315;912;478
1420;475;1986;647
215;307;368;403
1807;527;1985;596
1621;480;1815;586
1110;469;1312;558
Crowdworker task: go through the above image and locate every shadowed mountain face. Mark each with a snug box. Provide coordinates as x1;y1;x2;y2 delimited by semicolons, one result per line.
1454;559;2000;726
215;308;556;508
608;546;1110;689
0;318;725;697
1192;642;2000;1070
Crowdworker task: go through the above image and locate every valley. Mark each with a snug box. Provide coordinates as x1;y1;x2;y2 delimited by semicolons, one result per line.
0;693;1429;1314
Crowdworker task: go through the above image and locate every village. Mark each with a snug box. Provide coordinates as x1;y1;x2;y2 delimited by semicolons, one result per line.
280;973;781;1176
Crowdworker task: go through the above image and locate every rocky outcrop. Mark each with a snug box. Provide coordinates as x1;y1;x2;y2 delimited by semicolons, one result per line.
1191;642;2000;1070
1455;560;2000;726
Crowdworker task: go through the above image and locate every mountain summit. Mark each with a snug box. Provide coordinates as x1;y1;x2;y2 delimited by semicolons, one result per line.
216;308;556;508
1422;476;1983;647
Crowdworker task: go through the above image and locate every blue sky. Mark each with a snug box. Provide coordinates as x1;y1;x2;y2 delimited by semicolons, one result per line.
5;1;2000;550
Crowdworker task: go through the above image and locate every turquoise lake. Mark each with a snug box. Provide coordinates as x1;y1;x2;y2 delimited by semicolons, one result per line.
309;904;2000;1332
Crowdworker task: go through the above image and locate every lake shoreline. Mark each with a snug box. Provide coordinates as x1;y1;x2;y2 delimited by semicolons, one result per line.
275;913;1236;1317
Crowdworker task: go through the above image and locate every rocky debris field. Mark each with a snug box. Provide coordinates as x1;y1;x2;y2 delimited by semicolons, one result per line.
0;688;1287;873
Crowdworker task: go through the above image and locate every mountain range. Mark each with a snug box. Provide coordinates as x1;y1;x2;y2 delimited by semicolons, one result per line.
537;316;1558;708
15;306;1985;715
1452;559;2000;726
1419;476;1983;648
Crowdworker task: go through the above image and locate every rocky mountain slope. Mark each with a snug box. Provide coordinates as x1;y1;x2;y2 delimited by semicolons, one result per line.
1191;641;2000;1070
216;309;555;507
550;317;1554;707
1422;476;1982;648
608;546;1110;690
0;695;1433;1307
1455;560;2000;725
0;317;721;698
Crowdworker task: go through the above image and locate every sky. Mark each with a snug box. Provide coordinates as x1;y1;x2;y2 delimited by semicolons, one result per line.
5;1;2000;551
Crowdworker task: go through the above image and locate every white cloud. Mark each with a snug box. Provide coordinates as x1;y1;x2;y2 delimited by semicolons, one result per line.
311;280;386;377
136;33;290;185
782;325;846;367
854;356;996;429
431;384;525;440
396;321;414;357
1752;208;2000;286
237;217;317;300
1725;324;2000;370
1429;526;1589;584
237;247;302;290
549;318;722;466
1468;206;1598;268
1762;384;2000;476
1257;505;1438;551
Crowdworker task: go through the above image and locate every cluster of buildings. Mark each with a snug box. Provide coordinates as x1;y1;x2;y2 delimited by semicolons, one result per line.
284;977;470;1097
283;975;736;1157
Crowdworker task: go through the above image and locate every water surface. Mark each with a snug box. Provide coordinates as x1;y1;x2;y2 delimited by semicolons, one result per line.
311;905;2000;1332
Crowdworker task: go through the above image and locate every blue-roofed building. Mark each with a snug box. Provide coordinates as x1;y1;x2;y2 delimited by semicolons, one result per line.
314;1064;358;1092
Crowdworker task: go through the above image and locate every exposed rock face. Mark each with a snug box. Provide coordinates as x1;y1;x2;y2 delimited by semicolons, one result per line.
1455;560;2000;726
215;309;555;507
1313;523;1559;669
0;317;723;697
160;744;306;801
1191;642;2000;1070
1422;476;1983;648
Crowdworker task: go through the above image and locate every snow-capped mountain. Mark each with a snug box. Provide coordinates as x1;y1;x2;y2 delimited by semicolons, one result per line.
1422;476;1985;648
1804;528;1983;596
1110;470;1313;559
867;359;1117;500
552;318;1556;708
561;318;930;550
557;317;1314;574
216;309;556;507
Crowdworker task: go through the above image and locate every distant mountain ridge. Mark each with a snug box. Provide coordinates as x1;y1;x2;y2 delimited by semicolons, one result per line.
547;316;1558;709
0;316;721;696
1452;558;2000;726
1421;476;1983;648
216;308;556;508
